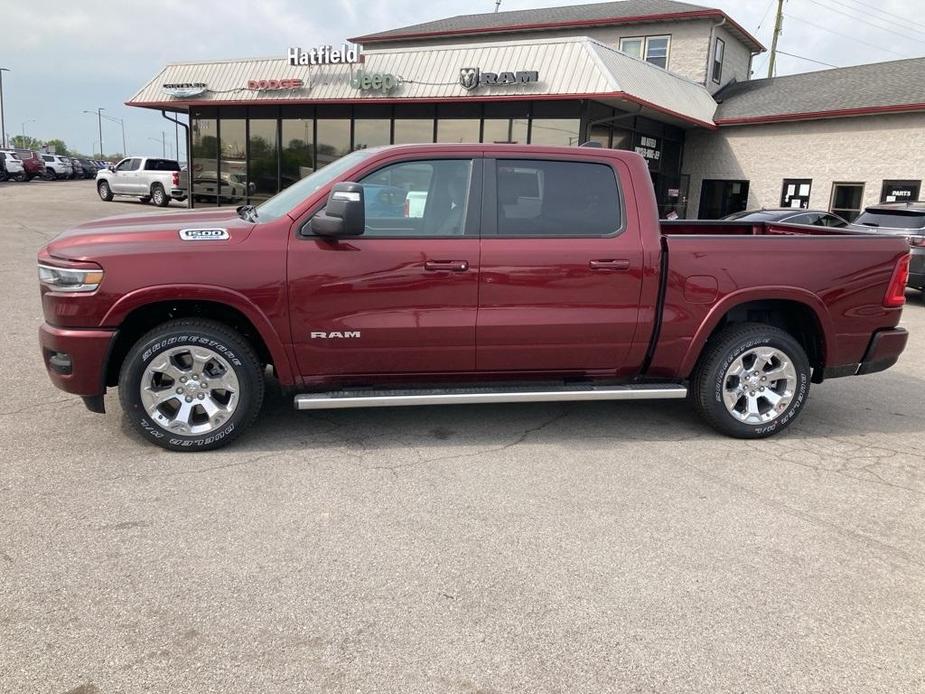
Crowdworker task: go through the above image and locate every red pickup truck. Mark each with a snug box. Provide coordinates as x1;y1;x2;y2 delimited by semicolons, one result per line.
37;144;910;451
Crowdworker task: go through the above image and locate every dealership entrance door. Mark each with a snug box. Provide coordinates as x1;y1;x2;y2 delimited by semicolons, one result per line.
698;179;750;219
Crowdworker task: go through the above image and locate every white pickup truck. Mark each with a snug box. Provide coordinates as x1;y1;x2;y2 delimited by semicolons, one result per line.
96;156;188;207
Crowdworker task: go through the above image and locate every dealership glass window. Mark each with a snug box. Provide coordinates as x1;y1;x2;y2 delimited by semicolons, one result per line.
611;127;633;151
218;118;246;205
483;102;529;145
393;119;435;145
529;118;581;146
496;160;622;236
248;119;279;203
880;179;921;203
712;37;725;83
359;159;473;237
316;119;350;170
191;117;218;204
436;119;480;143
619;35;671;68
830;182;865;221
353;119;391;150
781;178;812;209
281;118;314;189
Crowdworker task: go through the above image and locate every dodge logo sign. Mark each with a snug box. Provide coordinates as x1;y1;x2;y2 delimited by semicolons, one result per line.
459;68;539;91
459;67;480;91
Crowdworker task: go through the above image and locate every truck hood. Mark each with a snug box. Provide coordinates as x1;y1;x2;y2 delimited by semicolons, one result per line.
44;207;256;262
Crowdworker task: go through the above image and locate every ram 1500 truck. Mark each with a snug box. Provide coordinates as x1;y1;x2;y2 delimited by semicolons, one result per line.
96;157;187;207
38;144;911;451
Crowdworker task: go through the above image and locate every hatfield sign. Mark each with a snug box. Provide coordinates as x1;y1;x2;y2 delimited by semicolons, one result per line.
288;44;360;66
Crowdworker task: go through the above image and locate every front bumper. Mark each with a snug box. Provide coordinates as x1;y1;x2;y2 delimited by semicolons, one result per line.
39;323;116;398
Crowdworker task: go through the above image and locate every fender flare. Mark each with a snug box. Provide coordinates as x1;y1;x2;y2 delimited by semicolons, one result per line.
678;286;835;378
101;284;296;384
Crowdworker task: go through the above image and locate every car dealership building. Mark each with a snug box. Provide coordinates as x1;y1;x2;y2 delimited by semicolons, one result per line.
127;0;925;219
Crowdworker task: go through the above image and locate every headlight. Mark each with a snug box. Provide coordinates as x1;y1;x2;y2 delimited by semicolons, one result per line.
37;263;104;293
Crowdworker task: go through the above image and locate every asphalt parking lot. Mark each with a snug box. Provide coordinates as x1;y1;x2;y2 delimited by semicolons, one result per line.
1;180;924;693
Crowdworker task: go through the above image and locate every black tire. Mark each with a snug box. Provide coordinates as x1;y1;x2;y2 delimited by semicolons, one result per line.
118;319;265;452
151;184;169;207
690;322;811;439
138;196;151;204
97;180;114;201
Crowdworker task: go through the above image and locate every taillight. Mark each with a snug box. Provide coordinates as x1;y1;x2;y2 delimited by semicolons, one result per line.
172;171;180;187
883;254;910;308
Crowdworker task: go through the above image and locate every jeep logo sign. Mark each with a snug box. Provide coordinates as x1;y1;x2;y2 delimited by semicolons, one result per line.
459;68;539;91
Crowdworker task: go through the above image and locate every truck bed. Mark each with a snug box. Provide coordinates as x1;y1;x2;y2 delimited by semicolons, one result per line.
648;219;910;379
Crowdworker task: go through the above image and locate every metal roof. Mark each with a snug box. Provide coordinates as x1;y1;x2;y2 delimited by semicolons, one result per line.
350;0;764;52
127;36;718;128
714;57;925;124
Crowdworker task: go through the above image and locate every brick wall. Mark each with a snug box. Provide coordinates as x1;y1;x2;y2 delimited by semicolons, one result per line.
682;112;925;217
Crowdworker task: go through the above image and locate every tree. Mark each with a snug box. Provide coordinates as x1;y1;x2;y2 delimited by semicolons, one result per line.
8;135;43;150
45;139;69;156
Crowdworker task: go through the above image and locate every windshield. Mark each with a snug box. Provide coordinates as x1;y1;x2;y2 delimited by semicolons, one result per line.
854;210;925;230
723;210;780;221
255;148;380;222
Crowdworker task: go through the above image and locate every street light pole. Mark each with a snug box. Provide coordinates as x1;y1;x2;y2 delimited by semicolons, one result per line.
22;118;35;144
0;68;9;149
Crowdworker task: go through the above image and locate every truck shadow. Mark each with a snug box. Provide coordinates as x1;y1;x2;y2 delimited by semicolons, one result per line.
211;369;925;456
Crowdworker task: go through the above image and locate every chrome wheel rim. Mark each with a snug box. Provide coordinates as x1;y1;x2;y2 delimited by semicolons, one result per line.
140;346;240;436
722;346;797;425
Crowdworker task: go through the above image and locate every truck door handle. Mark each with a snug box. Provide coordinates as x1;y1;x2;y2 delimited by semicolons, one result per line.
589;259;631;271
425;260;469;272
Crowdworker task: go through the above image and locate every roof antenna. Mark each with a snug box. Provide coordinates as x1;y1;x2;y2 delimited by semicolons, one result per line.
494;0;501;11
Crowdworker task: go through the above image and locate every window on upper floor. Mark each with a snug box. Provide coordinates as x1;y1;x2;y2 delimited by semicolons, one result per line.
712;37;725;83
619;35;671;69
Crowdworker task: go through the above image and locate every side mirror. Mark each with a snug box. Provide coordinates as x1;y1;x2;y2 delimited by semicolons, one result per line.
310;182;365;237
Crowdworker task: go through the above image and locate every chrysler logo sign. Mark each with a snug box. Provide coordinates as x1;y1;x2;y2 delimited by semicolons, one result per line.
162;82;208;98
458;68;539;91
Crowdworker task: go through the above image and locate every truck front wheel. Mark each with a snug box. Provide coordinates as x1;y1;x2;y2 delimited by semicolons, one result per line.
97;180;113;201
690;323;810;439
118;319;265;451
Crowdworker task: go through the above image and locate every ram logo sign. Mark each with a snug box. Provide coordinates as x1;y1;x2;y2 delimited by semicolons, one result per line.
311;331;361;339
178;228;230;241
459;67;539;91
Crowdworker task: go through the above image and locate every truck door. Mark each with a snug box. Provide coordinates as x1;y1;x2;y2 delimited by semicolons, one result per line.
477;157;644;373
110;158;139;194
288;157;482;377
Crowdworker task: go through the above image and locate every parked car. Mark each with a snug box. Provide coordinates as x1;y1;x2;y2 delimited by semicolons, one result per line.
13;149;48;180
40;154;72;179
96;157;187;206
0;150;26;181
78;158;99;178
37;144;910;451
191;174;246;204
849;201;925;290
69;158;87;179
723;208;848;227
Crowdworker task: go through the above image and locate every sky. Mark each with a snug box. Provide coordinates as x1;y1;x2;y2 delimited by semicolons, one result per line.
0;0;922;158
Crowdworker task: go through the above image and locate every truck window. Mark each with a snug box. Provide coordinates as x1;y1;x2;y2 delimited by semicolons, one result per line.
359;159;473;237
144;158;180;171
496;160;622;236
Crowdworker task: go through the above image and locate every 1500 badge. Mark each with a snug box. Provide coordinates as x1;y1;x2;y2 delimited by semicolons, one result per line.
179;228;230;241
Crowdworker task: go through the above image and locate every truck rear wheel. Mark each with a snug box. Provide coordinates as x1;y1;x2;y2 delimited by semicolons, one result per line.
690;323;810;439
118;319;265;451
151;184;169;207
97;180;113;201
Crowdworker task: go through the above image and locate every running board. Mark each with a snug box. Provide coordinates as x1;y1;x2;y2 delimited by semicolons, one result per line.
294;383;687;410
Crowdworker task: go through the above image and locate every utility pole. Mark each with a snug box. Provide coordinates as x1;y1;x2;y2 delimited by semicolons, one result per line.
767;0;785;78
494;0;501;12
0;68;9;149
